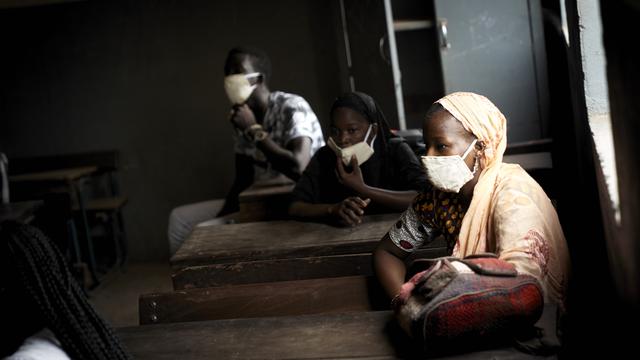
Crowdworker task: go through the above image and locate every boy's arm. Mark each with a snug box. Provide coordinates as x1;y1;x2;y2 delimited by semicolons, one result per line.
218;154;254;217
255;136;311;181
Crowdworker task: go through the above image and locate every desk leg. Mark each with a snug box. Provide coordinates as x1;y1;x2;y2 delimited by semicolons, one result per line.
110;212;122;267
67;218;82;265
72;180;99;287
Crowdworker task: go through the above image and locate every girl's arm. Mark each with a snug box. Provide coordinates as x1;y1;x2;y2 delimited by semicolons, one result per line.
337;156;417;211
373;233;410;298
288;197;371;226
355;186;417;212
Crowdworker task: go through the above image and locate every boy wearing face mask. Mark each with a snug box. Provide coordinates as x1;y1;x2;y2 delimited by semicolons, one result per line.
167;47;324;256
288;92;427;226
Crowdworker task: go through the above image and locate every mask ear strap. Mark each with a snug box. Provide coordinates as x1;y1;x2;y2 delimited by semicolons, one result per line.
472;156;479;174
364;124;373;140
364;123;378;148
462;139;478;160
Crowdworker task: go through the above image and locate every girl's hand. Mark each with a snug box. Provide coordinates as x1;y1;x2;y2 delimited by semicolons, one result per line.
328;196;371;226
336;155;366;194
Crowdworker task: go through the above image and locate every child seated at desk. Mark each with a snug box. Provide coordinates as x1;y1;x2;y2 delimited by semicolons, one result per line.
289;92;426;226
168;47;325;255
373;92;570;345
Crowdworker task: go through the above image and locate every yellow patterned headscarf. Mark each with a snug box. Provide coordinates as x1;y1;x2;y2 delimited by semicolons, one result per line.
435;92;507;256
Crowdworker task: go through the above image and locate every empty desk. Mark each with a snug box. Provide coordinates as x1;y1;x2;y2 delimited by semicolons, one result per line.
9;166;100;285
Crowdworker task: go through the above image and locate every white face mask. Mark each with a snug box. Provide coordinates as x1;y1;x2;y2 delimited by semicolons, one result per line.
327;124;376;166
421;139;478;193
224;72;260;105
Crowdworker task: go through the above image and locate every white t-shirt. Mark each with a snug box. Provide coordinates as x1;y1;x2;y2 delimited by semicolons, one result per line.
233;91;325;181
5;329;70;360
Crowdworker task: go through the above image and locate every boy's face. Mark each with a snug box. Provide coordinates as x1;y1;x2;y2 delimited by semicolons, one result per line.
224;56;261;91
223;56;263;106
226;56;256;78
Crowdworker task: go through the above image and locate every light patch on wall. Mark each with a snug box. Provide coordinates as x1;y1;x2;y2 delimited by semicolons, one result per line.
559;0;570;45
577;0;621;225
589;113;621;224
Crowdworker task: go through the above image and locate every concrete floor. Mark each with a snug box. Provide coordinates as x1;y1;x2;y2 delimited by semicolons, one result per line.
89;262;173;328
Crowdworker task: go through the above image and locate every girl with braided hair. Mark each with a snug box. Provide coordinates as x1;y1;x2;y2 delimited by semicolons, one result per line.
289;92;427;226
0;222;130;359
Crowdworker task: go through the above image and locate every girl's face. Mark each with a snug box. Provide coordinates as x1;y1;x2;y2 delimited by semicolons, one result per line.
330;107;377;148
423;108;480;171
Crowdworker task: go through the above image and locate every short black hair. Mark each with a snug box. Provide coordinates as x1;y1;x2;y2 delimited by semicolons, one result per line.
224;46;272;82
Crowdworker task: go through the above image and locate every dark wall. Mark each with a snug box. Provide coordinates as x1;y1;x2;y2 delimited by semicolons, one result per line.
559;0;638;357
0;0;343;260
601;0;640;311
599;0;640;354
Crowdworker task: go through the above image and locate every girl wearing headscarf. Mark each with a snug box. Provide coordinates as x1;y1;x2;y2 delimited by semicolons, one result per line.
289;92;426;226
374;92;570;310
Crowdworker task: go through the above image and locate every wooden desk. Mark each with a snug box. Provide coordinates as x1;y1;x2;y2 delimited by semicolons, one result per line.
9;166;100;286
235;178;295;222
118;311;548;359
171;214;448;289
140;275;387;325
237;177;295;202
0;200;43;224
172;246;447;290
171;214;399;269
9;166;98;183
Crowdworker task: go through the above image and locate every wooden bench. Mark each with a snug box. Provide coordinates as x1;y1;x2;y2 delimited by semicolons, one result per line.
118;311;551;359
139;275;388;325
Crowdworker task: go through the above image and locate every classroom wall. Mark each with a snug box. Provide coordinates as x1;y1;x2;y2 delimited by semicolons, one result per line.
0;0;343;260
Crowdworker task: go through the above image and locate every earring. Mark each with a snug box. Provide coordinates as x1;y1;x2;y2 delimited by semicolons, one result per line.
472;155;479;174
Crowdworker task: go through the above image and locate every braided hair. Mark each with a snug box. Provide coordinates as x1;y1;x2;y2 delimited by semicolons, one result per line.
0;222;130;360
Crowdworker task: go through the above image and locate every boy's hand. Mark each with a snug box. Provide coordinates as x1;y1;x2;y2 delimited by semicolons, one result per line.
230;104;257;130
